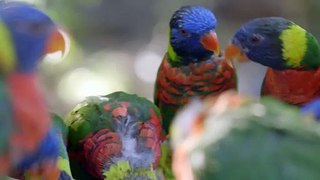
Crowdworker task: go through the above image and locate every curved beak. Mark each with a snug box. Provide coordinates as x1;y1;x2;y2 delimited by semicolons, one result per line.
225;43;248;68
45;27;68;56
200;31;220;55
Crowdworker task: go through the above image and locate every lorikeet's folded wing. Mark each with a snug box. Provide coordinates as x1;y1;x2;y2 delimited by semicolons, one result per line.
65;92;164;180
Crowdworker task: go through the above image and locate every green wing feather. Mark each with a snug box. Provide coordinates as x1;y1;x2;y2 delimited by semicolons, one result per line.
52;113;68;142
65;91;163;179
64;96;112;150
51;113;73;179
65;91;162;150
185;97;320;180
158;140;174;180
0;78;12;157
106;91;162;123
103;160;157;180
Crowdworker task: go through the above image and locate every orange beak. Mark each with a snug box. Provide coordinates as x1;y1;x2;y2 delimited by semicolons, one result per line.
45;27;66;55
200;31;220;56
225;43;249;68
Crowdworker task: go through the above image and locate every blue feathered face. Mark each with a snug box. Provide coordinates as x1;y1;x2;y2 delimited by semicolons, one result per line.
228;17;290;70
0;2;65;73
169;6;220;65
228;17;320;70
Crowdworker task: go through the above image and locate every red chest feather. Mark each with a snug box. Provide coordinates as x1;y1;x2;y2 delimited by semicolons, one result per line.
7;73;50;154
263;68;320;105
155;55;235;105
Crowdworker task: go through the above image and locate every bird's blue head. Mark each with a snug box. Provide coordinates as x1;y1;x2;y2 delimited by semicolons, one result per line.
225;17;320;70
226;17;290;70
168;6;220;66
0;2;66;73
224;17;320;98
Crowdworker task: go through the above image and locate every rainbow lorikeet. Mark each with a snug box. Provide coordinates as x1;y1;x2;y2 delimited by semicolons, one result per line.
64;92;166;180
154;5;235;133
171;91;320;180
0;1;66;176
225;17;320;105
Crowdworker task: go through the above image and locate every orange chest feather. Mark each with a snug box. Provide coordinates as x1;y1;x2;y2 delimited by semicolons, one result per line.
155;56;235;105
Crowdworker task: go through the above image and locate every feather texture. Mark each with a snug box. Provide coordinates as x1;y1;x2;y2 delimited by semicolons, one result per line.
172;91;320;179
0;2;66;175
155;55;235;132
65;92;164;180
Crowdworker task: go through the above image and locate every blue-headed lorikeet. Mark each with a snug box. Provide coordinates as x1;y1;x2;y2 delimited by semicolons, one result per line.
154;6;235;133
171;91;320;180
0;1;66;176
225;17;320;105
64;91;166;180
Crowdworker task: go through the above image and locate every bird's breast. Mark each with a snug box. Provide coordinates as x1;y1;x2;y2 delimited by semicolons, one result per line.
7;72;51;154
262;68;320;105
155;56;235;105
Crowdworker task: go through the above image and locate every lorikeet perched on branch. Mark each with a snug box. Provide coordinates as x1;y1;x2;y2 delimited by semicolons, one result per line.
154;5;235;133
65;92;165;180
225;17;320;105
0;1;66;177
171;91;320;180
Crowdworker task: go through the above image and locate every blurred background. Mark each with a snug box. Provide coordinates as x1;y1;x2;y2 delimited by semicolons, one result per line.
17;0;320;116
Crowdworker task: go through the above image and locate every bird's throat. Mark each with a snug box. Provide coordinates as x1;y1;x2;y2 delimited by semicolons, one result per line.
167;43;182;66
234;60;267;99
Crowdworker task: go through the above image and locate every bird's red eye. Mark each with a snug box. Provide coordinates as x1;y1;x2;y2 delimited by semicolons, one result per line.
29;22;47;34
179;28;189;37
250;34;263;45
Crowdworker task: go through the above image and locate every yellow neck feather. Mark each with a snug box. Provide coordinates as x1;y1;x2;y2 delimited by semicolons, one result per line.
57;157;72;177
0;21;15;73
280;24;307;67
